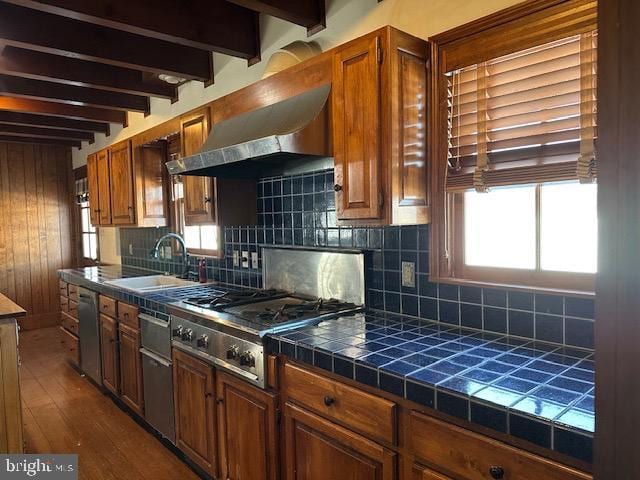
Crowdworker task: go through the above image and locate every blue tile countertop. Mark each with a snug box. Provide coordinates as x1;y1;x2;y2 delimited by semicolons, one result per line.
266;310;594;464
58;266;236;318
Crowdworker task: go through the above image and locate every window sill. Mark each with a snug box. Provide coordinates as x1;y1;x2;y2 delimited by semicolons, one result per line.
427;275;595;298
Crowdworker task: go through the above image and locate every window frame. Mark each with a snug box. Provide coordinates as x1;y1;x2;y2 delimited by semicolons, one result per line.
428;0;597;295
73;166;99;266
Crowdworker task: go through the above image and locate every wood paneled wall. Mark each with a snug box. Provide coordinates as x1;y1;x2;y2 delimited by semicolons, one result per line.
0;142;75;330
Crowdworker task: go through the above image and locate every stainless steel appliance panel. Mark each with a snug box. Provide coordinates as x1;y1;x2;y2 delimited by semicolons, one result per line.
77;287;101;384
262;246;365;305
140;314;171;359
141;348;175;443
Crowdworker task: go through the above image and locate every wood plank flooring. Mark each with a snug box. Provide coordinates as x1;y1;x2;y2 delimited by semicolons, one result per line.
19;326;201;480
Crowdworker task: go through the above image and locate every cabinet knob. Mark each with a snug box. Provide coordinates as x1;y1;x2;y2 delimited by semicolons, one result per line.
333;184;343;192
204;197;212;203
205;392;212;398
489;466;505;479
323;396;335;407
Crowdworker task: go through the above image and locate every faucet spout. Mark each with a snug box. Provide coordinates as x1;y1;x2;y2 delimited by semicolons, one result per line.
150;232;190;279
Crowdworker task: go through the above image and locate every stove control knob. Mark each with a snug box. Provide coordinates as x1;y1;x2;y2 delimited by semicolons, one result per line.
226;345;240;360
239;351;255;368
197;334;209;348
181;328;194;341
172;325;183;337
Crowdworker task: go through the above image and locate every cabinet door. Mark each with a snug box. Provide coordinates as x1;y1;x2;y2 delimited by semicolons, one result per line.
118;323;143;416
172;348;217;478
283;402;396;480
180;108;216;225
333;35;383;221
216;372;278;480
109;140;135;225
96;148;112;225
99;314;119;395
86;153;100;226
135;143;168;227
412;464;453;480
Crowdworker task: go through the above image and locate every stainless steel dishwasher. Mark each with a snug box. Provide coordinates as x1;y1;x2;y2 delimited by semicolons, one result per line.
140;313;175;443
77;287;102;385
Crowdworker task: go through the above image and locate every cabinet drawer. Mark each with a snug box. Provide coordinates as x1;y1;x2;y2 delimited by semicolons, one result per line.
410;411;591;480
59;280;68;297
60;295;68;312
118;302;139;329
61;312;79;336
283;362;397;444
68;299;78;319
99;295;117;317
68;284;78;301
60;326;79;366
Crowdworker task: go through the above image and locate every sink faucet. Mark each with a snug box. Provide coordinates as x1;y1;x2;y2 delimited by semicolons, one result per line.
150;232;190;279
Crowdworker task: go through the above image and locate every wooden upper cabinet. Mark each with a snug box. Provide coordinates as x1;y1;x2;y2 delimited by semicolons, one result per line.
333;28;430;225
109;140;135;225
283;402;396;480
172;348;218;478
134;142;169;227
216;372;278;480
180;107;216;226
86;153;100;226
96;148;112;225
333;34;382;221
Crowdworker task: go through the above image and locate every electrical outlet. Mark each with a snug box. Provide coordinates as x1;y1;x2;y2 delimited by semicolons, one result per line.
129;244;133;255
402;261;416;288
163;246;172;259
251;252;259;269
241;251;249;268
232;250;240;267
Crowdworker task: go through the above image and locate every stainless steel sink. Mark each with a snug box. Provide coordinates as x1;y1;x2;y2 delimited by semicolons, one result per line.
104;275;195;293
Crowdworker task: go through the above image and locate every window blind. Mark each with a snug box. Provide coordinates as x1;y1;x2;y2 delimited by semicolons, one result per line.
446;31;597;192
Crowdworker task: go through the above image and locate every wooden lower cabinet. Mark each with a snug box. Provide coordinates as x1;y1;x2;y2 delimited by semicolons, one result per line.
172;348;218;478
118;323;143;415
216;371;279;480
412;465;452;480
99;313;119;395
283;401;396;480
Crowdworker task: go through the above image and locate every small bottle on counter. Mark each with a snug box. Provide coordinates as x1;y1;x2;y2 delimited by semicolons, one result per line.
198;258;207;283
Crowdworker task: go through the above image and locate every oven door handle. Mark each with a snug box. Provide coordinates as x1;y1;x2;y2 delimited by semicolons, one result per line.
139;314;169;328
140;348;172;367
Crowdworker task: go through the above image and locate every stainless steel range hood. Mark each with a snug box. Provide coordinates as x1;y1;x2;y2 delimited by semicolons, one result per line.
166;84;332;179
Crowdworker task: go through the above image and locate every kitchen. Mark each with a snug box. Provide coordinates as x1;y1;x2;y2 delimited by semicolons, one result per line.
0;0;634;479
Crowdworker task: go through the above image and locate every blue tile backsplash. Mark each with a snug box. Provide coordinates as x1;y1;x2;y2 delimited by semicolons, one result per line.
120;168;595;351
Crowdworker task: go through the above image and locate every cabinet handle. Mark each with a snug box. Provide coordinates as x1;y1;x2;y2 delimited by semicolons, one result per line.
205;392;212;398
489;466;505;479
216;398;224;405
333;184;342;192
128;205;133;210
323;396;335;407
204;197;212;203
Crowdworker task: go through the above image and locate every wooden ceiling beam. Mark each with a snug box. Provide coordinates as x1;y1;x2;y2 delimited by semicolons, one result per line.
227;0;325;35
0;47;177;99
0;2;214;82
0;74;150;113
0;134;80;148
0;110;109;134
5;0;260;59
0;97;127;125
0;123;94;142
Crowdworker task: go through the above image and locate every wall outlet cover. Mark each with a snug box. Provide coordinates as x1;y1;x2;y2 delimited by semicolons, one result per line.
241;250;249;268
402;261;416;288
232;250;240;267
251;252;259;270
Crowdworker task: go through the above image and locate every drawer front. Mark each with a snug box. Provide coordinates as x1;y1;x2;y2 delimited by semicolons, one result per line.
60;295;69;312
283;362;396;444
68;284;78;301
118;302;139;329
60;326;80;366
61;312;79;336
99;295;117;318
59;280;68;297
68;299;78;319
410;411;591;480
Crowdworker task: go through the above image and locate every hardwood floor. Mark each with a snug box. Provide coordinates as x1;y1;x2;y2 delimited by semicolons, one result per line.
19;326;201;480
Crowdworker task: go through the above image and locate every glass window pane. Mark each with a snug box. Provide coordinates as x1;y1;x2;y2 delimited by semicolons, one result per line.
541;181;597;273
200;226;218;251
89;234;98;260
81;207;90;233
464;185;536;269
184;225;201;249
82;233;91;259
